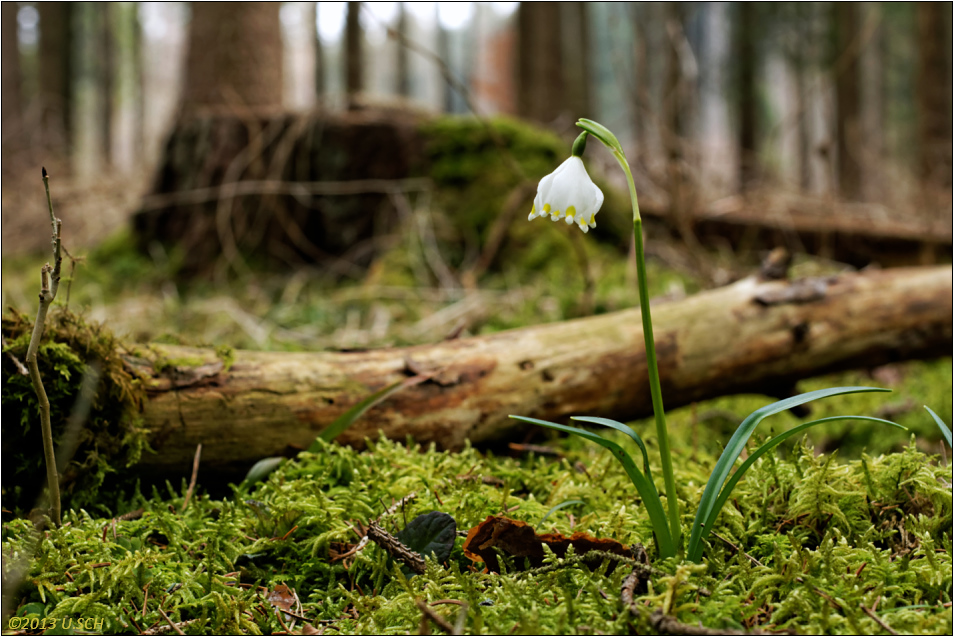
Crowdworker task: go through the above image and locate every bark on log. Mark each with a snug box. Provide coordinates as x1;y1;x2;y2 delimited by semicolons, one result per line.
130;265;952;474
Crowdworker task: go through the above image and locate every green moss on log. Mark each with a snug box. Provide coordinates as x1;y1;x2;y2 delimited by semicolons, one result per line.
1;308;149;515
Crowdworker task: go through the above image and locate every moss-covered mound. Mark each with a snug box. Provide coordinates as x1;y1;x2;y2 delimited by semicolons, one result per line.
422;115;630;244
1;308;149;515
3;433;950;634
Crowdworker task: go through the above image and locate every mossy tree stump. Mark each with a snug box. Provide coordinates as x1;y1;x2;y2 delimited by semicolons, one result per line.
134;110;429;276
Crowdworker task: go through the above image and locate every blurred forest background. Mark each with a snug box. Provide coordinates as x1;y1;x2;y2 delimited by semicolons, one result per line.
1;1;952;344
1;1;953;498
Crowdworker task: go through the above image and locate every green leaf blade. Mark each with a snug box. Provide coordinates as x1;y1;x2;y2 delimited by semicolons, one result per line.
924;405;952;447
540;500;585;525
686;386;891;562
571;416;658;494
311;375;427;450
510;415;675;558
701;415;904;543
242;456;285;486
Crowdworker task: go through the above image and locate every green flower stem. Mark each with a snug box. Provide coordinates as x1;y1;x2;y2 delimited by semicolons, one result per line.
614;151;681;552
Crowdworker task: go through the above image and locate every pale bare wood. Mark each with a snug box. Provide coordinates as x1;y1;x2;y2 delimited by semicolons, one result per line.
129;265;952;474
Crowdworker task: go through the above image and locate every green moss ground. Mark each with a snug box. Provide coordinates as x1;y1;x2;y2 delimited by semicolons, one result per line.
2;429;951;634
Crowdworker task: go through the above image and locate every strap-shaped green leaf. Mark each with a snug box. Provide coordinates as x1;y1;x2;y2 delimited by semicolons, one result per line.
311;375;427;450
696;415;904;559
571;417;658;495
540;499;585;525
686;386;890;562
242;456;285;486
924;405;952;448
510;415;675;558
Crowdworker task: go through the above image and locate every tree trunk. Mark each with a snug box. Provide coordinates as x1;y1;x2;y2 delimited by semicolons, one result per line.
129;265;953;474
315;2;325;98
916;2;953;190
182;2;282;113
1;2;21;134
833;3;863;200
345;1;363;109
98;3;114;168
396;3;410;98
133;2;145;163
38;2;73;155
516;2;564;123
736;2;757;191
436;7;453;113
860;2;884;202
631;4;653;169
563;2;591;121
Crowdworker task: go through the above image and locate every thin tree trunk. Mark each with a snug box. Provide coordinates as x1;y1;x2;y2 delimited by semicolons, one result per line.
834;2;863;200
665;2;687;206
38;2;73;154
99;3;114;168
396;2;410;98
563;2;591;121
916;2;953;190
1;2;21;133
129;265;953;474
516;2;564;123
436;6;453;113
132;3;145;168
315;2;325;98
345;1;363;109
736;2;757;191
631;4;652;168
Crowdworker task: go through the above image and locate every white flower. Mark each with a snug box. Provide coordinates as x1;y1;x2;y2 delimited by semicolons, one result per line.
528;156;604;233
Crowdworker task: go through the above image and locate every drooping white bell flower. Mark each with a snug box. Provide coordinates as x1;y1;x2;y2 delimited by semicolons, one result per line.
528;156;604;233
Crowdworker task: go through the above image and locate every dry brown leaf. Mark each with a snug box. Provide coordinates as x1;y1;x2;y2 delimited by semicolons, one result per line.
462;515;632;573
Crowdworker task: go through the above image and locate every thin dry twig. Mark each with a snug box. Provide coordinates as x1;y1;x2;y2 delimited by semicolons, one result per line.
156;607;186;636
415;598;457;635
620;544;651;615
712;531;765;567
25;167;64;527
860;603;898;635
650;611;794;636
181;443;203;513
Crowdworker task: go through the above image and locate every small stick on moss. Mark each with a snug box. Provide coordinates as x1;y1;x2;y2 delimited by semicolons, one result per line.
650;610;792;636
415;598;457;635
142;619;198;636
621;544;652;614
25;167;64;527
711;531;765;568
860;603;898;635
366;521;425;575
157;607;186;636
181;443;203;512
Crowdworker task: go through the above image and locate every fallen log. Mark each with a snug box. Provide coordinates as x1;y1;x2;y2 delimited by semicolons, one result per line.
129;265;952;474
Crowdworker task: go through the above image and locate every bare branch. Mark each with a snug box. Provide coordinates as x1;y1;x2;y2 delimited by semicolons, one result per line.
25;167;63;526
